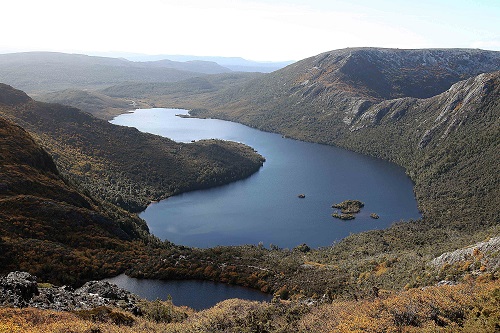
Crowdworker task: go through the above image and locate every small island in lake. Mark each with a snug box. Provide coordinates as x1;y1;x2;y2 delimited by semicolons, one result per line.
332;212;355;220
332;200;364;220
297;194;306;198
332;200;364;213
370;213;380;219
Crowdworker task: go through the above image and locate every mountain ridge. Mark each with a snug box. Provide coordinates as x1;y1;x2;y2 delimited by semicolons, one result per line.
203;48;500;126
114;52;294;72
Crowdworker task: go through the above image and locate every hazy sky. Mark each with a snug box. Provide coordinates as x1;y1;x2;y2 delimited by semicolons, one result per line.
2;0;499;61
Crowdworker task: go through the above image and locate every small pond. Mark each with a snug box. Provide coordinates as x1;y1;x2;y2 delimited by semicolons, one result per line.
104;274;272;310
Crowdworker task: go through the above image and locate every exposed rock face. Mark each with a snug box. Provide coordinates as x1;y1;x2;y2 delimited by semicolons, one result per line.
0;272;39;307
431;236;500;269
187;48;499;143
0;272;140;313
76;280;138;303
350;71;500;148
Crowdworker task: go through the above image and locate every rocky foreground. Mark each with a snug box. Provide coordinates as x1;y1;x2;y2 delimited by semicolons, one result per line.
0;272;140;314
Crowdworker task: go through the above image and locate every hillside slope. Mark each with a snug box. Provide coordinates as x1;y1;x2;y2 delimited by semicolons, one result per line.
0;115;151;284
0;83;264;212
37;72;262;120
184;48;499;132
36;89;151;120
338;71;500;228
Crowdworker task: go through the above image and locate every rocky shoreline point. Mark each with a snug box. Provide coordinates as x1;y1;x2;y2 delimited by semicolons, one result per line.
0;272;140;314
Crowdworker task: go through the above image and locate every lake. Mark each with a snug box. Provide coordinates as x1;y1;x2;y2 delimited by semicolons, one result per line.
104;274;272;310
111;108;421;249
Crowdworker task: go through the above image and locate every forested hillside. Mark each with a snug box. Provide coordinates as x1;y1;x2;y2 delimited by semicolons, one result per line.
0;83;265;212
0;115;150;284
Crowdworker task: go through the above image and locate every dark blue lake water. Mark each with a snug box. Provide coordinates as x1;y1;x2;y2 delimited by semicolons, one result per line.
104;274;272;310
111;108;420;249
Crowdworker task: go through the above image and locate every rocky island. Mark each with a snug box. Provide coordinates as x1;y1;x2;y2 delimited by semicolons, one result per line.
332;200;365;220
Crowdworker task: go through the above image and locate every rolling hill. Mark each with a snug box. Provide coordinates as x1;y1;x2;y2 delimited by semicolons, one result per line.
38;72;263;120
0;52;231;94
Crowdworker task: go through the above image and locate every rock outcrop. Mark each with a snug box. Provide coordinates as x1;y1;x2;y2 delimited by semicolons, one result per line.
0;272;39;308
431;237;500;271
0;272;140;313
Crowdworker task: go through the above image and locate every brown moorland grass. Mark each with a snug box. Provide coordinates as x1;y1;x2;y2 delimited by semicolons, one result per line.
1;279;499;333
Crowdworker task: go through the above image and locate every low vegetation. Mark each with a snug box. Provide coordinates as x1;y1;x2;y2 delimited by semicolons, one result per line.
1;279;499;332
35;89;152;120
331;213;355;220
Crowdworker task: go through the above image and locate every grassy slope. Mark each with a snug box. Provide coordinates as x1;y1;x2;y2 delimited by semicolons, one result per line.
34;89;152;120
34;73;263;120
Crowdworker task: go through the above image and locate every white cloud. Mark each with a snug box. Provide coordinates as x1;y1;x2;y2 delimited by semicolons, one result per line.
470;39;500;51
1;0;499;61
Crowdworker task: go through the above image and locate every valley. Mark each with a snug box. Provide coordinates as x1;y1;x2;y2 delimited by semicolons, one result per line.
0;48;499;332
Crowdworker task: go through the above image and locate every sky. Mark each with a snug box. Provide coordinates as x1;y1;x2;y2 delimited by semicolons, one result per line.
1;0;499;62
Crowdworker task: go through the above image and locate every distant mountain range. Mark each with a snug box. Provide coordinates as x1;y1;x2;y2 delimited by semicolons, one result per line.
91;52;294;73
0;51;291;97
0;52;231;93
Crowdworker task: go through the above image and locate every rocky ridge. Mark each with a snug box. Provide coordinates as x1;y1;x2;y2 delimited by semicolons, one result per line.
170;48;499;144
350;70;499;147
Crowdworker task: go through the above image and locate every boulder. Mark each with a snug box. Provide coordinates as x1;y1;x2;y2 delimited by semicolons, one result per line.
0;271;39;307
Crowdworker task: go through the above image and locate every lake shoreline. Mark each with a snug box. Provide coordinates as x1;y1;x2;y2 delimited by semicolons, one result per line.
111;108;421;249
